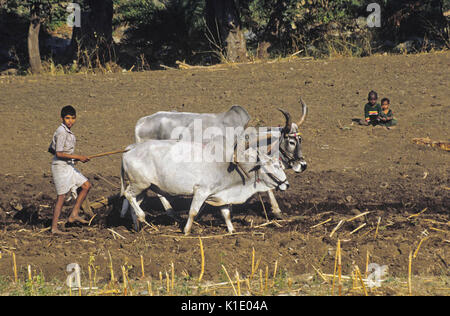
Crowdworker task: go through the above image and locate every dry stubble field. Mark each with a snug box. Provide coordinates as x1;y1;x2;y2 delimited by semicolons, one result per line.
0;52;448;295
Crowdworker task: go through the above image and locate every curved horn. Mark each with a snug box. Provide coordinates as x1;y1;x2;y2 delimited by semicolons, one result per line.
297;98;308;127
278;108;292;134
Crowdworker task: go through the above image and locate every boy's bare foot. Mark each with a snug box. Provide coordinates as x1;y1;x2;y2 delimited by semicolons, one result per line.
51;228;70;235
68;215;89;224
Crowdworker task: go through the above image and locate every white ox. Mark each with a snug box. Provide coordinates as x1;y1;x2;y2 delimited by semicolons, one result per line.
120;136;289;235
122;100;307;222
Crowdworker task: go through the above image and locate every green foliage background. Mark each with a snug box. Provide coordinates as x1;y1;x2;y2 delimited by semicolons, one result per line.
0;0;448;70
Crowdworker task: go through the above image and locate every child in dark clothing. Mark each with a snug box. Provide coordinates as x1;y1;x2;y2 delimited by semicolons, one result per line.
362;90;382;126
378;98;397;129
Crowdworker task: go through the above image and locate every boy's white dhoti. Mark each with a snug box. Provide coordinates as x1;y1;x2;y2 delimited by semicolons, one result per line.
50;123;87;200
51;158;88;199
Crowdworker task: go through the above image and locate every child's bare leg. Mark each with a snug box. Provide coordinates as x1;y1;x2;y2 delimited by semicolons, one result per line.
68;181;91;224
52;194;66;234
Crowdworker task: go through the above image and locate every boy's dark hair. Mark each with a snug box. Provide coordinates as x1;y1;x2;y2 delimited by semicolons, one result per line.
381;97;390;104
61;105;76;118
368;90;378;101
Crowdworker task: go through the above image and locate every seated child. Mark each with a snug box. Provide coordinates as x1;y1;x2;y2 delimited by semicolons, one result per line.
362;90;382;126
378;97;397;128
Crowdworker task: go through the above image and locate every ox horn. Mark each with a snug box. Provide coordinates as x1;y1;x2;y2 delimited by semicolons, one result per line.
297;97;308;127
278;108;292;134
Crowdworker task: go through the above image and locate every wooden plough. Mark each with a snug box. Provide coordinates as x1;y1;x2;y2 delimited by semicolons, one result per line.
81;194;120;217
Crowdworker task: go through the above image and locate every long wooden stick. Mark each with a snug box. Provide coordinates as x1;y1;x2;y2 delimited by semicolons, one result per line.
258;193;269;222
87;149;128;159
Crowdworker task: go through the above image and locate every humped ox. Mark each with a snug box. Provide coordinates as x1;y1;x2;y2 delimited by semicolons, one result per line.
120;135;289;235
121;98;308;225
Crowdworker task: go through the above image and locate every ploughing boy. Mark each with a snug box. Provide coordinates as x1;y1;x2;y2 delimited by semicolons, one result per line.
48;105;91;234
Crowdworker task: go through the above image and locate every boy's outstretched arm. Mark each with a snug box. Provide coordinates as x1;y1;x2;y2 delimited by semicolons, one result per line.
56;152;90;163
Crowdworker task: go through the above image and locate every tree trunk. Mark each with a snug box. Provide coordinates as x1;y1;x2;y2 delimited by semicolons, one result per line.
28;5;42;74
205;0;247;63
225;26;247;62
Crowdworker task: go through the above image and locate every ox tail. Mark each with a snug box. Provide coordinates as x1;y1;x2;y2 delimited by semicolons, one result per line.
120;158;126;197
120;144;135;197
120;157;131;217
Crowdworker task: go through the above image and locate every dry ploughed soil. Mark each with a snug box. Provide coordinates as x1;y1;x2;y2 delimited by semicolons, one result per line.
0;52;448;295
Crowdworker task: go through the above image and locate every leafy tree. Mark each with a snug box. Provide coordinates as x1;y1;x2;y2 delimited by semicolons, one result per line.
239;0;448;57
1;1;61;73
116;0;207;67
1;0;68;72
239;0;369;57
67;0;114;66
381;0;449;47
1;0;448;72
205;0;248;62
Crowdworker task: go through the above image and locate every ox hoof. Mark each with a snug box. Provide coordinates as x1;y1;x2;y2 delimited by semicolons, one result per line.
132;222;140;232
183;225;193;236
272;212;284;220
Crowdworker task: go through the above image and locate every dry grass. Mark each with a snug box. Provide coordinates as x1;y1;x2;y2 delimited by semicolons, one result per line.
1;242;448;296
1;206;448;296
